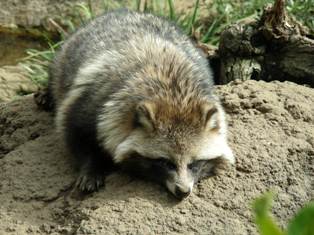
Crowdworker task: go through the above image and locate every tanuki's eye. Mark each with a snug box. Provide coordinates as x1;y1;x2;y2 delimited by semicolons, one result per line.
188;162;197;171
188;160;204;172
156;158;176;170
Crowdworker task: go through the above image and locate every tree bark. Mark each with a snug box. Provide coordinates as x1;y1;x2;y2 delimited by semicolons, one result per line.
217;0;314;86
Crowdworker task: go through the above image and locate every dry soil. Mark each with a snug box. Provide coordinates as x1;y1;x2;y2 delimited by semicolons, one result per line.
0;80;313;235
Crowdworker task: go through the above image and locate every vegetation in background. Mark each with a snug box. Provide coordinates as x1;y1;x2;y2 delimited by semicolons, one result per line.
287;0;314;33
20;0;314;87
253;193;314;235
20;41;61;87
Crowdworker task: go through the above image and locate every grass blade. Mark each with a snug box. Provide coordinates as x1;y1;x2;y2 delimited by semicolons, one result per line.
167;0;176;20
187;0;200;35
135;0;141;11
201;17;219;43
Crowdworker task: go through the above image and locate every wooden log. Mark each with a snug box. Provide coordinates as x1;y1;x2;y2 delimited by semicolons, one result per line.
217;0;314;86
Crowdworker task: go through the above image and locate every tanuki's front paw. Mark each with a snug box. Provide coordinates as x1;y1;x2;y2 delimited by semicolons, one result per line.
75;171;105;192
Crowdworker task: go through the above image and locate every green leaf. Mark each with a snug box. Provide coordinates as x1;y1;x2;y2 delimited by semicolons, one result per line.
287;201;314;235
253;193;284;235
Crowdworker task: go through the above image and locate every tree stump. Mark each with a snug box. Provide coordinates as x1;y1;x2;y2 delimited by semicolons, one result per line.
217;0;314;86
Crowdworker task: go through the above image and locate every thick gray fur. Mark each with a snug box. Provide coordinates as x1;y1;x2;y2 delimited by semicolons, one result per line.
48;9;232;197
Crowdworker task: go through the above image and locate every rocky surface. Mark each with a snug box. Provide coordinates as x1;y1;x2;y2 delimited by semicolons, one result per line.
0;65;38;102
0;80;313;234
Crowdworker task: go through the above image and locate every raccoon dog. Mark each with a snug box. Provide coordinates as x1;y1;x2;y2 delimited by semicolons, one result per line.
48;9;235;199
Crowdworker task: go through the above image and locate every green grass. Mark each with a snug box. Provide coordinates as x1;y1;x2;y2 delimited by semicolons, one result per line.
20;40;61;87
20;0;314;87
196;0;275;44
287;0;314;32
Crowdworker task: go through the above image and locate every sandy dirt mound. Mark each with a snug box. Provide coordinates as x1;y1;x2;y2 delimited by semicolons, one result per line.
0;80;313;235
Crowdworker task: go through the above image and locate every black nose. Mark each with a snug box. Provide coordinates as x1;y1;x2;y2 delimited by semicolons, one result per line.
175;186;191;199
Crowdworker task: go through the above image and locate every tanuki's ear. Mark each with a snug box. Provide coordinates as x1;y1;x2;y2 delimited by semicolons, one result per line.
201;102;219;130
134;101;156;130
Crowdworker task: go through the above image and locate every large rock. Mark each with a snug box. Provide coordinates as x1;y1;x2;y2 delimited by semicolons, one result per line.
0;80;313;234
0;0;212;33
0;0;100;31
